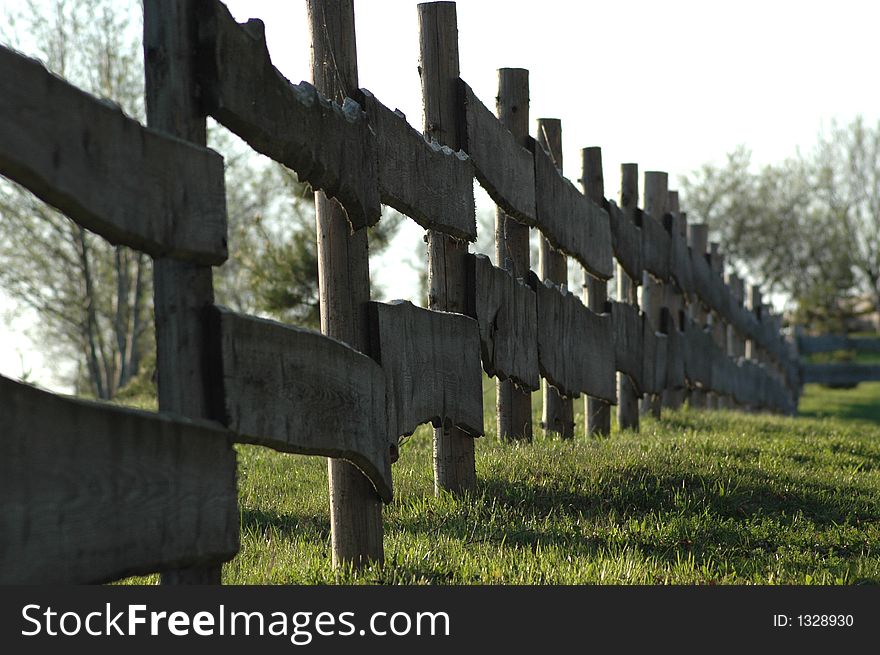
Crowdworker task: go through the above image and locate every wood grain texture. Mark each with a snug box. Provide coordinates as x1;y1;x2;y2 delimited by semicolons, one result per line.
581;146;612;435
640;209;670;280
493;68;534;442
533;279;616;402
309;0;384;566
466;254;539;390
207;306;393;503
617;162;641;432
532;139;614;280
0;45;227;265
611;300;645;394
667;212;693;296
537;119;573;439
360;89;476;240
197;0;380;229
145;0;224;586
0;375;238;584
419;1;477;490
367;300;483;439
608;201;643;283
459;79;536;225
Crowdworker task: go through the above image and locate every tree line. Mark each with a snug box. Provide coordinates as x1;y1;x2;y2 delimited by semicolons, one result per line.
680;119;880;333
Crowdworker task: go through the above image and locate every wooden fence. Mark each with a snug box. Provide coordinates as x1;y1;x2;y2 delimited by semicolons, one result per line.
799;333;880;386
0;0;801;583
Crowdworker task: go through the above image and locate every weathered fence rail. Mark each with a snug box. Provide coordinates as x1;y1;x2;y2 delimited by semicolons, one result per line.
798;333;880;386
0;0;802;583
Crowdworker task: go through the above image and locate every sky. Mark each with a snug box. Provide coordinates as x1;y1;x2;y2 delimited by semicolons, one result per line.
2;0;880;391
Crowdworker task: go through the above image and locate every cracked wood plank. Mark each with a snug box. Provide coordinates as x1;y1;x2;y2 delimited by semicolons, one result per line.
459;79;536;224
611;300;645;394
533;278;616;402
206;306;393;502
367;300;483;439
0;375;238;584
0;45;227;264
197;0;380;228
360;90;476;240
531;138;614;280
465;254;540;390
608;201;643;284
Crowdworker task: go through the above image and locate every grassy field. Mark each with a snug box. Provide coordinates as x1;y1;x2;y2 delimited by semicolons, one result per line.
119;376;880;585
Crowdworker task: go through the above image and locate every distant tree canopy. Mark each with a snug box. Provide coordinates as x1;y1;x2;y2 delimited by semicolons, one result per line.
0;0;400;398
680;117;880;333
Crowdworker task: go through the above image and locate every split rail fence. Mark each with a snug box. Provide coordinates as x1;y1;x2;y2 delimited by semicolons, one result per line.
799;333;880;387
0;0;801;583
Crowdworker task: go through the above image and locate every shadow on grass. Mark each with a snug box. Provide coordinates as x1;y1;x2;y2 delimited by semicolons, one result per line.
236;461;880;584
799;396;880;425
240;507;329;541
798;381;880;426
387;467;880;581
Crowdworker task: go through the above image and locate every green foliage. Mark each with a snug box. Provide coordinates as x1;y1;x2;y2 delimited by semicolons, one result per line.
681;117;880;331
799;381;880;425
120;379;880;585
680;146;856;330
213;142;403;329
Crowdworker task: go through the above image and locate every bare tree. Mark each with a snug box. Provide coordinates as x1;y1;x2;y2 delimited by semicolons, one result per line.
680;142;856;330
0;0;404;397
0;0;150;398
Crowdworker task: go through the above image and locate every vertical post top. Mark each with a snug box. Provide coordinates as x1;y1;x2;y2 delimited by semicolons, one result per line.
497;68;529;143
581;147;604;204
687;223;709;253
621;163;639;210
308;0;359;102
418;0;461;149
643;171;668;218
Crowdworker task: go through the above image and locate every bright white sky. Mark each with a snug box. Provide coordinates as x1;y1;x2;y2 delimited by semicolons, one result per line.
3;0;880;390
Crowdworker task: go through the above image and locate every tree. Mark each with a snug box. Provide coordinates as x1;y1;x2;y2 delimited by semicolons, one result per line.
0;0;150;398
813;117;880;315
679;138;858;331
0;0;402;397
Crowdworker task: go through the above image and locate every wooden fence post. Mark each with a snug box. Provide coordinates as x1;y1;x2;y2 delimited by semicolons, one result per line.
145;0;224;585
747;285;763;360
687;223;709;409
537;119;574;439
583;147;611;435
726;271;746;410
706;243;725;409
308;0;384;568
418;1;477;492
495;67;533;441
662;191;686;410
641;171;668;420
617;163;640;431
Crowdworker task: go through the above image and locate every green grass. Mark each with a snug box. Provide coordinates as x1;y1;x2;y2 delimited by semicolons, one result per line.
117;375;880;585
799;382;880;425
